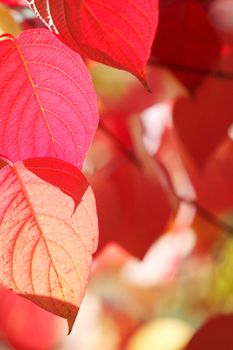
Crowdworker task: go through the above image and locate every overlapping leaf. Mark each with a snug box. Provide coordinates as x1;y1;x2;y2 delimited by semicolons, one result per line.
150;0;221;90
26;0;159;82
157;123;233;218
173;49;233;167
0;28;99;168
87;128;172;259
0;157;98;332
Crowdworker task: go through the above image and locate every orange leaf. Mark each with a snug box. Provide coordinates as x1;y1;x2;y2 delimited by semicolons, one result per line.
0;157;98;332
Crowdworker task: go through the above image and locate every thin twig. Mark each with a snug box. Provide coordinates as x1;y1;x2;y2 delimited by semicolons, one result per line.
149;59;233;80
99;122;233;235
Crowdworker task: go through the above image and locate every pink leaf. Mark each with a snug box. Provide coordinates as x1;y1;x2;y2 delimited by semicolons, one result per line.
0;29;99;168
0;157;98;332
26;0;159;82
0;0;25;5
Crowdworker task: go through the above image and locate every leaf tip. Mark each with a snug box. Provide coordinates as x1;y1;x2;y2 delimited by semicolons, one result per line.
67;314;77;335
0;154;14;167
136;69;151;92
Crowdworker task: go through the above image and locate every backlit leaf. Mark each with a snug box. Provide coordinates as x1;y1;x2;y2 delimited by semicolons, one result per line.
0;28;99;168
173;48;233;167
0;157;98;332
87;128;172;259
150;0;221;90
26;0;159;82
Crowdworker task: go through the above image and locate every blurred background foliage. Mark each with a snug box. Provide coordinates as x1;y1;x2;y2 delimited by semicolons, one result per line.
0;0;233;349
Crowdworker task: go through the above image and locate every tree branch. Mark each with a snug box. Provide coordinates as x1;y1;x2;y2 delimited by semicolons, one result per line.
99;122;233;235
149;59;233;80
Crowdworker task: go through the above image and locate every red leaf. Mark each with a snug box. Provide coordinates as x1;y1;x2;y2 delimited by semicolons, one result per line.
0;288;60;350
185;314;233;350
0;29;98;168
27;0;159;82
157;125;233;220
173;87;232;167
173;49;233;167
187;138;233;215
150;0;221;90
88;130;171;259
0;157;98;332
24;157;89;211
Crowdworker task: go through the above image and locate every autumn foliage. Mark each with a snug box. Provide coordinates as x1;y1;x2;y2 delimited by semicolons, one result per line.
0;0;232;349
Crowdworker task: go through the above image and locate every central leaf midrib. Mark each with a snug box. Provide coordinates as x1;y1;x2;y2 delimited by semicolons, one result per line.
12;164;67;311
13;38;56;149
